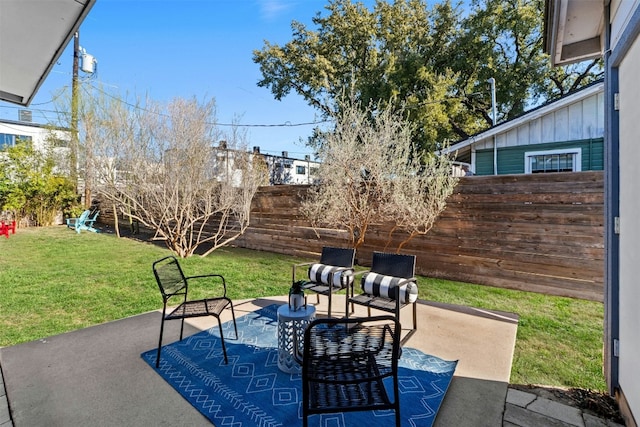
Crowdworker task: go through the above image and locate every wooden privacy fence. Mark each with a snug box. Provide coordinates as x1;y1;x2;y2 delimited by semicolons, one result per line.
234;171;604;301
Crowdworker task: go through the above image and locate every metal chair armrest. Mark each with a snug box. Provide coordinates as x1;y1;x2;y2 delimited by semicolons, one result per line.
184;274;228;296
347;270;369;295
350;269;369;281
394;276;417;286
292;261;314;284
331;266;354;274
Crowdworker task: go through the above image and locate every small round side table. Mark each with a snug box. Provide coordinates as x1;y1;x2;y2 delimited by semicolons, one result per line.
276;304;316;373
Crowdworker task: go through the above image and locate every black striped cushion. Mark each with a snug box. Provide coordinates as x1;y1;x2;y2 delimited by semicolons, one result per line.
308;264;353;288
361;272;418;303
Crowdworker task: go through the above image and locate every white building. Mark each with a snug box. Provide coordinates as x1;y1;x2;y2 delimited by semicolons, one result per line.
0;119;71;174
0;118;69;151
257;149;320;185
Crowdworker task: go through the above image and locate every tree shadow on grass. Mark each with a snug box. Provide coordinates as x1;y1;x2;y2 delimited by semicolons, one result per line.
98;222;225;256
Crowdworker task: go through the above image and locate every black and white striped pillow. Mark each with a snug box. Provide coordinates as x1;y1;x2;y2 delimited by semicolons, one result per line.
361;272;418;303
308;264;353;288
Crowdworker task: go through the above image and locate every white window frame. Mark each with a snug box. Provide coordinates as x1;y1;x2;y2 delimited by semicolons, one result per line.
524;148;582;174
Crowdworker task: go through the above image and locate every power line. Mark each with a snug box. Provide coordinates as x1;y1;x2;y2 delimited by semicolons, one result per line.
84;83;330;128
1;83;330;129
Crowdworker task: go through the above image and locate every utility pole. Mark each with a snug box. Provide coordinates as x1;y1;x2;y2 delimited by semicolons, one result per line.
488;77;497;175
71;32;79;194
72;31;95;208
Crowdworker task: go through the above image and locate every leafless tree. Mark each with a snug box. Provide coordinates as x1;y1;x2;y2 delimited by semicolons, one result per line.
302;98;458;252
384;150;459;252
80;92;266;257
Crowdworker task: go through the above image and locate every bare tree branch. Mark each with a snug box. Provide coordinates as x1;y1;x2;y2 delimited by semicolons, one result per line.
302;96;458;252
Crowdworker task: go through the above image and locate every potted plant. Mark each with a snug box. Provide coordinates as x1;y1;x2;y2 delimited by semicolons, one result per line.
289;280;306;311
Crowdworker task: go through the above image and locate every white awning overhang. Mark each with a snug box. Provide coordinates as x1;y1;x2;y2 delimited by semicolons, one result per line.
544;0;605;66
0;0;96;106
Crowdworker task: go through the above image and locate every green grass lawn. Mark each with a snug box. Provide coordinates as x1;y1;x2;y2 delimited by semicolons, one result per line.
0;226;606;391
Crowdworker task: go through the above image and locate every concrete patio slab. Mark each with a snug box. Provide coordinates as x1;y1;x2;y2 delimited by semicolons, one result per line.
0;295;519;426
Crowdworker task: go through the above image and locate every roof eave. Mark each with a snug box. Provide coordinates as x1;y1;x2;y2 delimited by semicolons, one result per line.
543;0;604;67
0;0;96;106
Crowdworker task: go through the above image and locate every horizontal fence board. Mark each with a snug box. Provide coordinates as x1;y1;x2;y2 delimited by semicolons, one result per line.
439;210;603;226
361;235;604;267
429;219;603;237
426;269;603;301
450;193;604;204
454;171;604;193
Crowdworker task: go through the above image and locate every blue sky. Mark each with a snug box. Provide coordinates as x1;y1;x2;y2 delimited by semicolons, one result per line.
0;0;374;159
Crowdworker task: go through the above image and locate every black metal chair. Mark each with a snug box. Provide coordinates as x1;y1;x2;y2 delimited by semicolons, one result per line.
152;255;238;368
292;246;355;317
347;252;418;345
299;316;401;427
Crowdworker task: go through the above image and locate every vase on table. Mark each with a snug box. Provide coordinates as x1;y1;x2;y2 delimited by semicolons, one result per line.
289;281;306;311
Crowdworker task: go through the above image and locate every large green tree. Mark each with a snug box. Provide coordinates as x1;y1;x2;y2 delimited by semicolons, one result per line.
254;0;464;151
253;0;603;151
446;0;602;136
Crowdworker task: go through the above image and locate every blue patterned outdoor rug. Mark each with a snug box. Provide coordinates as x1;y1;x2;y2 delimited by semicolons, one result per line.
141;305;457;427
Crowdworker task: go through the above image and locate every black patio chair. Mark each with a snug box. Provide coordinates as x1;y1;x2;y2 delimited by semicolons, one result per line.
298;316;401;427
153;255;238;368
292;246;355;317
347;252;418;345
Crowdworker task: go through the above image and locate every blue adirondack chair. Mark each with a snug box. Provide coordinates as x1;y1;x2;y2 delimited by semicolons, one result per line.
66;210;100;233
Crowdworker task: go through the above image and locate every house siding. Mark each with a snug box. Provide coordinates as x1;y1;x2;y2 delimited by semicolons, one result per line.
474;138;604;175
0;120;68;151
475;151;494;175
448;82;605;176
